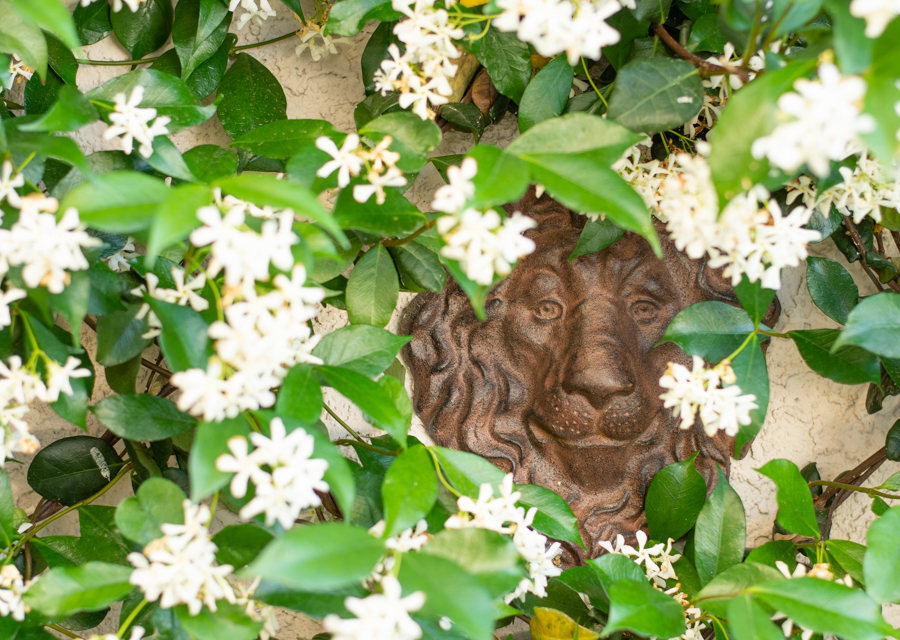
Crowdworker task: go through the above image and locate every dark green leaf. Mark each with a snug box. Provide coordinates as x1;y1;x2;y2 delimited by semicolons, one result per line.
517;483;584;546
146;297;212;372
313;324;411;377
333;187;425;238
184;144;238;182
190;415;251;501
382;444;438;536
734;276;775;325
745;540;796;570
661;301;755;362
833;292;900;358
0;469;14;544
440;102;488;141
19;85;98;132
217;52;287;140
176;602;261;640
27;436;125;506
692;467;745;585
727;595;786;640
806;257;858;324
608;58;703;134
317;365;409;446
92;394;196;441
23;562;134;619
345;244;399;326
230;119;339;159
275;363;323;426
806;204;843;243
466;144;530;210
253;582;365;618
361;20;398;94
390;241;446;292
604;579;686;638
730;334;768;455
475;27;531;103
0;0;48;79
646;452;707;541
172;0;230;79
790;329;880;386
110;0;173;59
115;477;186;546
95;304;152;367
518;55;573;132
886;419;900;461
864;505;900;603
570;218;624;260
213;524;274;570
73;0;112;46
828;540;866;585
244;522;385;590
24;69;64;116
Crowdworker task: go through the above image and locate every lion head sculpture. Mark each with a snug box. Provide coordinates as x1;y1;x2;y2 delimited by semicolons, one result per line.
401;188;778;561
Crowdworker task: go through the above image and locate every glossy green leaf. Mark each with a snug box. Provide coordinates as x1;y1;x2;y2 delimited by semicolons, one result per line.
230;119;340;159
474;27;531;103
806;257;858;325
695;562;783;617
661;301;755;362
692;467;745;585
465;144;530;210
313;324;411;378
746;540;797;570
389;241;446;292
91;394;196;442
326;0;399;36
19;85;98;132
0;469;15;544
184;144;239;182
382;444;438;536
212;524;274;570
73;0;112;45
431;446;505;497
727;595;786;640
734;276;776;325
9;0;80;51
646;452;707;541
172;0;230;79
570;218;624;260
440;102;489;141
757;459;819;538
833;292;900;358
506;112;641;163
190;415;251;501
0;0;47;79
422;528;523;598
146;183;208;260
333;187;425;238
864;505;900;603
886;419;900;461
345;244;399;327
245;522;385;590
608;58;703;134
176;602;261;640
217;52;287;140
603;579;686;638
517;483;584;546
730;334;769;455
828;540;866;585
27;436;125;506
115;477;186;546
23;562;134;619
62;170;170;233
95;304;152;367
110;0;173;59
275;363;323;426
146;298;212;372
790;329;880;386
519;55;573;132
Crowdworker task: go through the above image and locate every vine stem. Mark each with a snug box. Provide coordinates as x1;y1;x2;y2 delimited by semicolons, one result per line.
722;329;758;364
334;439;399;456
808;480;899;501
118;599;149;637
427;447;462;498
650;23;750;83
76;56;160;66
232;31;298;53
323;404;365;442
581;58;608;108
382;220;435;247
11;464;132;557
46;624;81;639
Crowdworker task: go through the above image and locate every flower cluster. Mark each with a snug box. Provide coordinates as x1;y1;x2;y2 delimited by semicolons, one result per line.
316;134;407;205
232;579;281;640
447;474;562;602
103;86;171;159
0;565;29;621
660;153;820;290
131;268;209;339
613;142;679;217
849;0;900;37
103;237;138;273
751;63;875;178
433;159;537;285
600;533;704;640
128;501;236;616
372;0;463;119
295;19;350;61
659;356;757;437
493;0;627;66
323;576;426;640
215;417;330;529
369;518;431;553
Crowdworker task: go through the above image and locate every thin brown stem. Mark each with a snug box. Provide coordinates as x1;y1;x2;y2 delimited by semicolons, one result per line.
843;216;887;292
875;228;886;255
232;31;298;53
382;220;436;247
333;438;400;456
141;358;172;379
809;480;899;501
650;23;750;83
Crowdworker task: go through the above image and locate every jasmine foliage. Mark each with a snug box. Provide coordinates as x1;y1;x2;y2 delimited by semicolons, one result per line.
0;0;899;639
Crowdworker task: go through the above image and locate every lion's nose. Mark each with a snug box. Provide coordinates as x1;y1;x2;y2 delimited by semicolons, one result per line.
563;344;635;405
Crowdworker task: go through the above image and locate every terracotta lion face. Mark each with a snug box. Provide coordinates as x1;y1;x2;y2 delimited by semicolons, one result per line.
401;189;776;561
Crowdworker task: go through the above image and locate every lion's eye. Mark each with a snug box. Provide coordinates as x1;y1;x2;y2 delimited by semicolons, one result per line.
533;299;563;322
631;299;660;323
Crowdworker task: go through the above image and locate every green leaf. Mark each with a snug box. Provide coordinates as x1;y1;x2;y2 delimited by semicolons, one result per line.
806;257;858;325
833;292;900;358
749;578;891;640
73;0;112;45
0;469;15;544
734;276;775;325
465;144;530;210
345;244;399;327
517;484;584;546
62;170;170;233
9;0;80;51
602;579;686;638
110;0;173;59
213;173;346;244
645;452;707;541
519;55;573;132
91;394;196;441
176;603;262;640
144;136;197;183
87;68;216;133
695;562;784;617
382;444;438;536
212;524;273;570
389;241;446;292
361;20;397;94
27;436;125;506
746;540;797;570
607;58;703;134
146;297;212;372
25;68;65;116
0;0;47;80
864;505;900;603
439;102;489;141
431;446;504;497
313;324;411;378
863;53;900;164
828;540;866;585
146;183;208;260
727;595;786;640
184;144;238;182
790;329;880;386
570;218;624;260
190;415;251;501
661;301;755;362
359;111;442;172
275;363;323;426
23;562;134;619
245;522;385;590
708;59;816;202
317;365;409;446
824;0;873;75
95;304;152;367
217;52;287;140
172;0;230;79
333;187;425;238
475;27;531;103
886;419;900;461
692;467;745;585
507;111;641;164
398;552;495;640
305;425;357;518
632;0;672;22
115;477;186;546
6;130;91;178
18;85;98;132
422;528;523;598
230;119;339;159
730;334;769;455
756;459;819;538
33;506;131;568
326;0;399;36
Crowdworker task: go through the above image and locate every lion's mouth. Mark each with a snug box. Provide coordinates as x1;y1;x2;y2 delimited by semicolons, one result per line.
530;390;658;444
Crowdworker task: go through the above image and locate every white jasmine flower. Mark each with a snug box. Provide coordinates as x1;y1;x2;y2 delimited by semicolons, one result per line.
100;0;145;11
0;356;47;406
439;617;452;631
90;626;145;640
316;135;363;188
506;507;562;602
432;157;477;214
272;264;325;324
353;167;407;205
128;501;236;616
0;288;25;329
0;565;29;621
751;63;875;177
170;360;239;423
323;576;425;640
598;533;638;556
147;268;209;312
103;86;171;159
0;161;23;208
5;55;33;91
235;0;277;29
103;237;137;272
817;153;900;224
232;579;280;640
383;519;431;552
850;0;900;37
295;20;350;60
44;356;91;403
659;356;758;437
446;474;524;533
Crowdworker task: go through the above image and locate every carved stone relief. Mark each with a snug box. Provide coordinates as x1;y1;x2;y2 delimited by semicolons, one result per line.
401;188;779;561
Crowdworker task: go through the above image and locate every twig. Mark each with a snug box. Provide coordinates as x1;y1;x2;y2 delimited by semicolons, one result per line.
382;220;436;247
334;438;400;456
76;56;159;66
842;216;899;292
891;230;900;255
323;404;365;441
815;447;887;535
808;480;899;501
650;23;750;83
141;358;172;379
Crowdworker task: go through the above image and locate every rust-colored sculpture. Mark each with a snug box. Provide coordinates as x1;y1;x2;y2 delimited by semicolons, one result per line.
402;188;778;561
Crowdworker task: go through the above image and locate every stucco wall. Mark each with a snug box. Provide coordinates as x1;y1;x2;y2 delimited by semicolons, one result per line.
8;0;900;634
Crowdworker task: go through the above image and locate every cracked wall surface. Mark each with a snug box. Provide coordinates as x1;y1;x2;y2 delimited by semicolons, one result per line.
10;0;900;634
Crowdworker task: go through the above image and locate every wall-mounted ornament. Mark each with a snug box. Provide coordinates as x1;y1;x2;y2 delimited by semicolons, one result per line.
402;188;779;562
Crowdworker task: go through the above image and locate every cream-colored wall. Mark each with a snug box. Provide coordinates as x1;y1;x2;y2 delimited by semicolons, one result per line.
9;1;900;634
